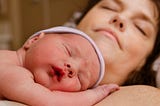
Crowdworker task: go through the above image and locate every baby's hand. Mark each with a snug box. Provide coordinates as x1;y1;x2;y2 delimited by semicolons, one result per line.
85;84;119;105
53;84;119;106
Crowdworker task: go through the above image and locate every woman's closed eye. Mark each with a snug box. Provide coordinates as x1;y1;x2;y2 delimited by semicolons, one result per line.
135;24;147;36
101;5;117;12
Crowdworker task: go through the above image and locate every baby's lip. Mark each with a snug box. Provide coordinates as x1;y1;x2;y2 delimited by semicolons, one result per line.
50;66;65;82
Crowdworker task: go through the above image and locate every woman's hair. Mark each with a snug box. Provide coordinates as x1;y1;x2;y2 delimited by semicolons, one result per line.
77;0;160;87
76;0;100;24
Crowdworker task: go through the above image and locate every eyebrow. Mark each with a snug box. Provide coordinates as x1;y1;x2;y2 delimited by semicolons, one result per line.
114;0;123;7
102;0;123;7
137;11;155;28
116;0;122;4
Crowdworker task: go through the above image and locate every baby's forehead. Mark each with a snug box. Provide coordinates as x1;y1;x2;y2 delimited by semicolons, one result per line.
46;32;90;43
62;33;91;41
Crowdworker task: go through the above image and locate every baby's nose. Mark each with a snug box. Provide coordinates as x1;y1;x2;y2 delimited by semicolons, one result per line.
64;63;77;78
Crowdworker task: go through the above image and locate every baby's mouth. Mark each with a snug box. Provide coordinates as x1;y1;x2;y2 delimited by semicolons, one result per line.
50;66;65;81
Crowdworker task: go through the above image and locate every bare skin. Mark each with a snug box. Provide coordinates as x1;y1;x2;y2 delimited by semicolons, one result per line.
76;0;160;105
0;33;119;106
95;85;160;106
1;85;160;106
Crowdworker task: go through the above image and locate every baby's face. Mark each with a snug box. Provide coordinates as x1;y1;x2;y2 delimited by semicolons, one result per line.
77;0;159;85
24;33;100;91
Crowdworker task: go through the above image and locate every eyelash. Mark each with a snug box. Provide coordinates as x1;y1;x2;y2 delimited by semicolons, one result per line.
135;25;146;36
64;44;72;56
101;6;117;12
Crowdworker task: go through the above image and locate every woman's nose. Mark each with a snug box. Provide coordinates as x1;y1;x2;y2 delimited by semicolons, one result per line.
109;16;126;32
64;63;77;78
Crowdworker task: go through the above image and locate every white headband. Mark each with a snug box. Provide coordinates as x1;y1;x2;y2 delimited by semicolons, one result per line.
30;26;105;87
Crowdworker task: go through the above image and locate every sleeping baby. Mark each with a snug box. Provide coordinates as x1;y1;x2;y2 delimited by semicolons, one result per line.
0;26;119;106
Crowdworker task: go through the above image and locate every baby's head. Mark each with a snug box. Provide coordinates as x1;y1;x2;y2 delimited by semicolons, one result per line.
23;26;105;91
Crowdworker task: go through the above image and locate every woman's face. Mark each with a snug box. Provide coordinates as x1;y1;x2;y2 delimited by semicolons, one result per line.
77;0;159;85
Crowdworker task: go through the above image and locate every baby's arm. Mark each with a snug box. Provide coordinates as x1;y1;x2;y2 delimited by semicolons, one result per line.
0;65;119;106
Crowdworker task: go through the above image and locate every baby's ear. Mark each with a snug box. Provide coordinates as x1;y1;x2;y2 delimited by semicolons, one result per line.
23;33;45;50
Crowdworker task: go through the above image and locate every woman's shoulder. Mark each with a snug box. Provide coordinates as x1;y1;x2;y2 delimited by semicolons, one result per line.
95;85;160;106
0;50;18;65
121;85;159;92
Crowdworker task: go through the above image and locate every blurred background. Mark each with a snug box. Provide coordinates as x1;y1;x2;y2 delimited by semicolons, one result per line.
0;0;88;50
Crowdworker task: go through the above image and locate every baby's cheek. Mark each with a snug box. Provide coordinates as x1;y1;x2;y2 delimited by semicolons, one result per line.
60;78;81;92
34;71;51;88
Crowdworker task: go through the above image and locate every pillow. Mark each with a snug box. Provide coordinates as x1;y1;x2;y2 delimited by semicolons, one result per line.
153;57;160;87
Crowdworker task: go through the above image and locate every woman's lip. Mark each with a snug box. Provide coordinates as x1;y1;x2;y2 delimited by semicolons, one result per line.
95;28;122;49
